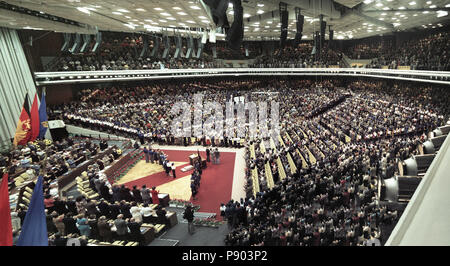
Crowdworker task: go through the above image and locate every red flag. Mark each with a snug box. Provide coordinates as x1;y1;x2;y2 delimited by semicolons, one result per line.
0;173;13;246
13;93;32;146
30;93;40;141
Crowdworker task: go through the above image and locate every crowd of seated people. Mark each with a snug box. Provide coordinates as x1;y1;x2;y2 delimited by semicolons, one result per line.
2;136;133;244
211;41;263;60
42;181;168;246
38;183;166;246
24;76;450;246
227;80;449;246
49;28;450;71
49;79;349;146
54;32;221;71
6;137;170;246
344;39;394;60
366;32;450;71
250;42;342;68
2;137;113;190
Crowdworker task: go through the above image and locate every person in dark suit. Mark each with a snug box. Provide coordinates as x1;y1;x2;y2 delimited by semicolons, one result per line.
96;159;104;170
85;199;99;217
183;205;195;234
63;213;80;235
46;210;57;234
17;208;26;225
156;207;168;227
206;148;211;163
120;200;132;219
132;185;143;203
127;218;142;244
149;148;154;164
119;184;132;201
191;180;198;200
97;216;113;242
109;202;121;220
87;214;99;240
53;233;68;246
98;199;111;218
143;147;149;163
238;204;247;226
133;140;140;149
99;182;113;202
54;197;68;214
65;197;77;214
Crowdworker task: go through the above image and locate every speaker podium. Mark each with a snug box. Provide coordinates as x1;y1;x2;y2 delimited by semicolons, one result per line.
189;154;207;169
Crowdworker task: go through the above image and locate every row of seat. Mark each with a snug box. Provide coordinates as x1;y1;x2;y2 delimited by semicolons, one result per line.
87;239;139;246
76;172;99;199
109;150;143;183
278;134;297;175
270;137;287;181
18;185;35;210
285;132;308;169
260;141;275;189
248;143;260;197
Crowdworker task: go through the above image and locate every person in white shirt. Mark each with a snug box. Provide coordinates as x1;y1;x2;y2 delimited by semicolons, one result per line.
130;205;143;223
166;161;172;176
363;232;381;246
171;163;176;179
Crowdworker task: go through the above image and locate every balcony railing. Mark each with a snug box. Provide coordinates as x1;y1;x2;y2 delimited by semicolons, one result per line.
34;68;450;86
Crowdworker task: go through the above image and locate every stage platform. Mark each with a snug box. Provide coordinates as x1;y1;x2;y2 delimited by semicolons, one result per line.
118;149;236;218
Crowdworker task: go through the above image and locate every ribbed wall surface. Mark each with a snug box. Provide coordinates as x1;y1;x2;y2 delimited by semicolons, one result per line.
0;27;37;147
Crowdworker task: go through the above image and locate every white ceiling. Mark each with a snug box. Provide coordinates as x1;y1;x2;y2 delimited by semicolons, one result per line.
1;0;449;40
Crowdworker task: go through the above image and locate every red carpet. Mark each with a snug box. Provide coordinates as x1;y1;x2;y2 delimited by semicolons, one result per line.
122;149;236;218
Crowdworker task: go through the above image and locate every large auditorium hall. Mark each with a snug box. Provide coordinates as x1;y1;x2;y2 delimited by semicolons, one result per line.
0;0;449;257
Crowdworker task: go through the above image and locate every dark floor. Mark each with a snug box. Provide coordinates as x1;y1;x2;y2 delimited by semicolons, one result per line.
149;207;229;246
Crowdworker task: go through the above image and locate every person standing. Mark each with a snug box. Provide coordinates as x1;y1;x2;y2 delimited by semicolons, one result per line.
53;212;66;235
141;185;151;204
183;205;195;234
191;180;198;200
44;194;55;214
151;186;160;205
76;214;91;237
171;163;176;179
206;147;211;163
215;148;220;164
132;185;143;203
98;200;111;219
220;203;226;220
130;204;143;224
112;184;121;202
138;132;144;145
143;147;149;163
63;212;79;235
149;149;154;164
153;149;158;163
156;207;168;226
114;214;129;241
97;216;113;242
165;160;171;176
127;218;142;244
